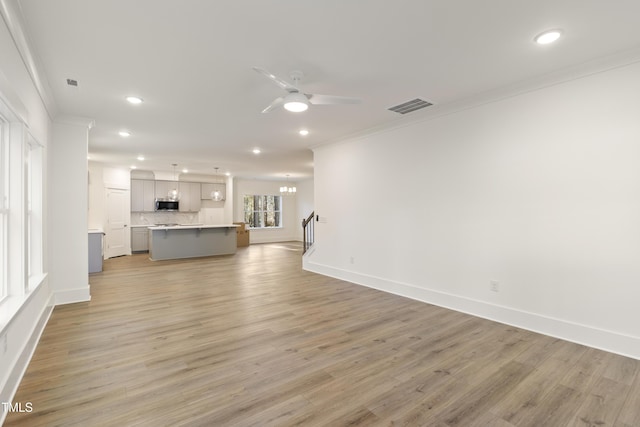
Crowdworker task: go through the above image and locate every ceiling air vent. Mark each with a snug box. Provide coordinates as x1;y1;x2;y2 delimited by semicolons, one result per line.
388;98;433;114
66;78;78;87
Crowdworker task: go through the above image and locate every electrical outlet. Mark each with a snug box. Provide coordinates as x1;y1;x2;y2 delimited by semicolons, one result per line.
490;280;500;292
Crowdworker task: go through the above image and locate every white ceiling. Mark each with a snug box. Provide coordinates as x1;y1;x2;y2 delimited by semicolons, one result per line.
16;0;640;181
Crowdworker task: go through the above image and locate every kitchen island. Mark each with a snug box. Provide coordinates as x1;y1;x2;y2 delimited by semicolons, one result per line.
148;224;239;261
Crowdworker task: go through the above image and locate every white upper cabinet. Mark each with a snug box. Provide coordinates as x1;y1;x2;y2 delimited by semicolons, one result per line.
154;180;173;200
132;179;205;212
178;182;201;212
131;179;156;212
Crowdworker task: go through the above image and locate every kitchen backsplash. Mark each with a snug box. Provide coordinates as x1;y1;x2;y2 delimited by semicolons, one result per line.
131;207;226;226
131;212;201;226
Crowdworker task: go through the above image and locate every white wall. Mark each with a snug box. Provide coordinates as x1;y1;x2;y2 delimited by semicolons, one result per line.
234;178;305;243
188;173;232;225
88;161;105;229
49;118;92;305
103;166;130;190
307;61;640;359
0;0;54;416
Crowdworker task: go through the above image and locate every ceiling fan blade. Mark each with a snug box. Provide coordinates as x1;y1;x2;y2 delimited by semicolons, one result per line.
306;94;362;105
261;97;285;113
253;67;297;92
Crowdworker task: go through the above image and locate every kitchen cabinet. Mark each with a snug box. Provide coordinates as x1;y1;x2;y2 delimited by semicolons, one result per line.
132;179;201;212
179;182;201;212
131;227;149;252
155;180;178;200
131;179;156;212
201;183;226;201
148;224;237;260
88;229;105;272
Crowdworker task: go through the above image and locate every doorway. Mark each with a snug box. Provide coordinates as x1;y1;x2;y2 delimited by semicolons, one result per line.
105;188;129;258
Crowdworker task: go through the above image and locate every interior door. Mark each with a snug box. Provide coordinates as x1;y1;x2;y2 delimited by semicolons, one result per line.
106;188;129;258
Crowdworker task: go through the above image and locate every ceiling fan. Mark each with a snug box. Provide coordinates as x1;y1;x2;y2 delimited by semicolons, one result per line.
253;67;361;113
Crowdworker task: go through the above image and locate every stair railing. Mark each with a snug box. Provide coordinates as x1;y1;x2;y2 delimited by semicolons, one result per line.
302;211;314;254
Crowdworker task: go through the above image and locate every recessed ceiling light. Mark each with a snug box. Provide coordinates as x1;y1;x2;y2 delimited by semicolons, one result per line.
119;130;131;137
225;172;231;176
126;96;143;104
130;165;137;169
137;155;145;161
534;29;562;45
299;129;309;136
182;168;189;173
253;148;261;154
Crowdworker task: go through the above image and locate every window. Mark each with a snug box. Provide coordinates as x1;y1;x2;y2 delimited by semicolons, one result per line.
26;137;43;289
0;123;7;303
243;195;282;228
0;120;44;317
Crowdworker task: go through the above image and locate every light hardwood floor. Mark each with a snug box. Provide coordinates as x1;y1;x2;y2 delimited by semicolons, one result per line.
5;242;640;426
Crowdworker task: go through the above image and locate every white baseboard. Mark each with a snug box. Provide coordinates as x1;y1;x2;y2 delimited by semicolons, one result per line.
1;285;90;424
53;286;91;305
303;258;640;360
0;302;53;425
250;235;299;244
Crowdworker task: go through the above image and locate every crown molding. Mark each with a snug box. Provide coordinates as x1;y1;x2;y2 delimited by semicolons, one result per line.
0;67;27;123
312;46;640;151
0;0;58;120
54;114;95;130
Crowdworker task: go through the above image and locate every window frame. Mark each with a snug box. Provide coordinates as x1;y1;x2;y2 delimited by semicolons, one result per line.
0;120;46;324
0;122;7;304
26;136;43;290
243;194;282;229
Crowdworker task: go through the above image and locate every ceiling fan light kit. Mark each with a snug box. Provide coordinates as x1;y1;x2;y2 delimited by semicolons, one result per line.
283;93;309;112
253;66;361;114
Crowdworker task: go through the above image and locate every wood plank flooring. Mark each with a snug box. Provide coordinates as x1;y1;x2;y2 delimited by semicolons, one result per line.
5;242;640;426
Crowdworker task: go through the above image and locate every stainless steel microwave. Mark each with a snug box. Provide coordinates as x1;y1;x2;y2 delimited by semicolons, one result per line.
155;200;179;211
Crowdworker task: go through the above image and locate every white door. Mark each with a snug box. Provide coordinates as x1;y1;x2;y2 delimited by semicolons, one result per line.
106;188;129;258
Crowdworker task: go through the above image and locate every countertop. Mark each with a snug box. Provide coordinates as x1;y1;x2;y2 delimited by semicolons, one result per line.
147;224;239;230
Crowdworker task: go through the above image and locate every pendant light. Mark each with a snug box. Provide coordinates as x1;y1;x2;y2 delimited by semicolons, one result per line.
280;174;296;195
168;163;180;201
211;167;223;201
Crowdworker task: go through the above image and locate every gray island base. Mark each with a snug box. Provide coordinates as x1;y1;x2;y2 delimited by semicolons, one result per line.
148;224;239;261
